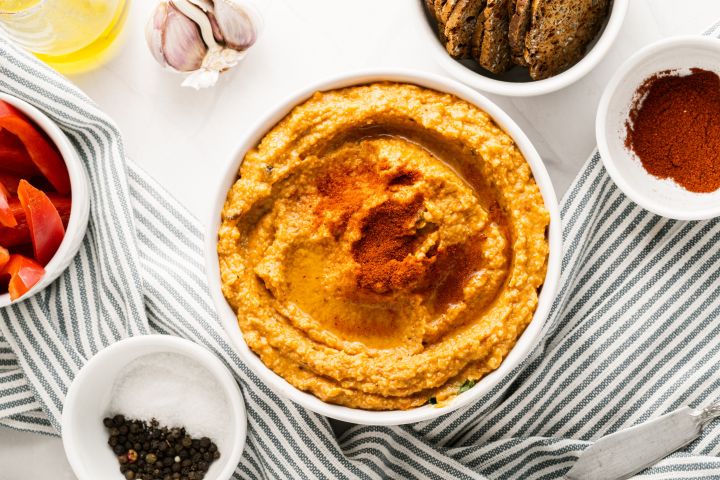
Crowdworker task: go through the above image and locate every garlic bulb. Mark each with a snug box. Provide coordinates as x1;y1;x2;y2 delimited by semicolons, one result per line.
146;0;260;89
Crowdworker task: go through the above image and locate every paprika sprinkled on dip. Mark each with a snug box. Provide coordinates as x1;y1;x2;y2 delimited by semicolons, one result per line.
625;68;720;193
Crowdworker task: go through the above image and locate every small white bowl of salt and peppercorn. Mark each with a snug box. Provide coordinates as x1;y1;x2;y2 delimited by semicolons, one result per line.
61;335;246;480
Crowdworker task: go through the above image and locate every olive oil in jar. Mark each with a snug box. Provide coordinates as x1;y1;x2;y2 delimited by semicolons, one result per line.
0;0;129;74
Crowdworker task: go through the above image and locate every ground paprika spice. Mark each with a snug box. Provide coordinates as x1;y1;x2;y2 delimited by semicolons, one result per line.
625;68;720;193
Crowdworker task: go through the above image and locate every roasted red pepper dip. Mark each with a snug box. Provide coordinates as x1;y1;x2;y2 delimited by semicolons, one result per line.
0;100;70;300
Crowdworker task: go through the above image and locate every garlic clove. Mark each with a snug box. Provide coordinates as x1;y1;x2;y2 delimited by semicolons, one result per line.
172;0;220;52
184;0;224;42
207;10;225;44
186;0;213;11
212;0;258;51
161;3;208;72
146;2;169;67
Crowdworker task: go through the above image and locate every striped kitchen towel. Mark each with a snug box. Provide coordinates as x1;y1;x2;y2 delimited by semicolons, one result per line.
3;24;720;480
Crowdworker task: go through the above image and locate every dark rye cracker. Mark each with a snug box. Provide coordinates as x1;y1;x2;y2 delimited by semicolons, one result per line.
470;1;488;61
428;0;448;42
508;0;532;66
434;0;449;25
425;0;437;19
433;0;449;41
523;0;611;80
440;0;461;24
444;0;485;58
439;0;460;52
479;0;513;74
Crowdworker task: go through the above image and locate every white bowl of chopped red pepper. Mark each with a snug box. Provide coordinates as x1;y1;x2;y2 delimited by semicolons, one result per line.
62;335;247;480
597;36;720;220
0;93;90;307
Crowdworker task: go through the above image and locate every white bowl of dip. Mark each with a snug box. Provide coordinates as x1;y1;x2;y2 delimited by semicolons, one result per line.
205;70;562;425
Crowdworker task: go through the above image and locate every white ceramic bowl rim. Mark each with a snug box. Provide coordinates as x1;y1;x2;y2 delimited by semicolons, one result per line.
596;35;720;220
205;69;563;425
0;93;90;307
413;0;630;97
61;335;247;480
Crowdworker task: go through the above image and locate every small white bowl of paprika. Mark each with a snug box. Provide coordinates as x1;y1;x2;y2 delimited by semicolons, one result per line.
0;93;90;307
596;36;720;220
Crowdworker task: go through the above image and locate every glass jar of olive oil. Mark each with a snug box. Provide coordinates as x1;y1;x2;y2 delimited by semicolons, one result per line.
0;0;129;74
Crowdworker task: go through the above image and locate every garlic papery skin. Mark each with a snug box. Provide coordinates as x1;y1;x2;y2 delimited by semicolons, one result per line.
146;0;261;89
182;48;247;89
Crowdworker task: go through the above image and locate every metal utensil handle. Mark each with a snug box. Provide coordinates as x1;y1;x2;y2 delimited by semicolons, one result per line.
695;399;720;426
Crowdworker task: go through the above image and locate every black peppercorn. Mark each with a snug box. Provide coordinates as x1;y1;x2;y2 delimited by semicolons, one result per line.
104;416;222;480
127;449;138;463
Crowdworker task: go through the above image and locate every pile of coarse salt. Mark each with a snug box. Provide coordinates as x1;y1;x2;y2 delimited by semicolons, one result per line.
109;352;230;446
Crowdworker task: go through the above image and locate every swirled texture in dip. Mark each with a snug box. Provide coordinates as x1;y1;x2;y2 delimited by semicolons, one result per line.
218;82;549;410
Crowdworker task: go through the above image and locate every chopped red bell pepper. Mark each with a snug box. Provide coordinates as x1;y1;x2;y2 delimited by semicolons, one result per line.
0;247;8;270
17;180;65;265
0;194;71;247
0;183;17;228
0;128;39;177
0;172;21;193
1;254;44;300
0;102;70;194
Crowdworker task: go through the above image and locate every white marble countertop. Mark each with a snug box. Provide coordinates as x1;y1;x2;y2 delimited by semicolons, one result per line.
2;0;720;477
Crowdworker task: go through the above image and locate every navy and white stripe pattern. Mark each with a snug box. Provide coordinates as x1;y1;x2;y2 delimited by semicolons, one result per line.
3;23;720;479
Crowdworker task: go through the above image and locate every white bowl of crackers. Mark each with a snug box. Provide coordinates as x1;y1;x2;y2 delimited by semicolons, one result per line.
413;0;629;96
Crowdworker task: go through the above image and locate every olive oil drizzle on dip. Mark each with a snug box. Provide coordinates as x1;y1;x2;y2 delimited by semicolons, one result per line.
218;82;549;410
